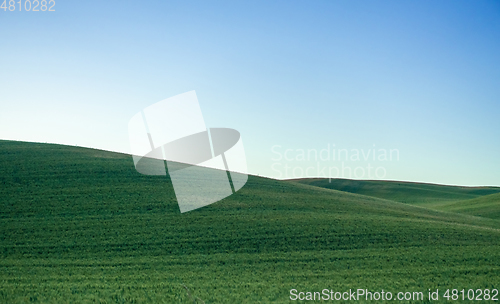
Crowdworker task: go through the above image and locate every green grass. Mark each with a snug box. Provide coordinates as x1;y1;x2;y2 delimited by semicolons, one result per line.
292;178;500;220
292;178;500;205
1;140;500;303
292;178;500;204
429;193;500;220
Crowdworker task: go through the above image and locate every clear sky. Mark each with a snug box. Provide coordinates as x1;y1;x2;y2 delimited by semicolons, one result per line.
1;0;499;186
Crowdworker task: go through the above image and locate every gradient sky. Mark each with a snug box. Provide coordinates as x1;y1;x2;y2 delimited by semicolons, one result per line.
1;0;499;186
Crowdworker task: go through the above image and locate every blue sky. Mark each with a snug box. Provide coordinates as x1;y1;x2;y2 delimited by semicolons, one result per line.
1;0;499;186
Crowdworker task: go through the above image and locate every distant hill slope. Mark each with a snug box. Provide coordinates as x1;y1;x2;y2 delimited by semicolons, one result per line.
431;192;500;219
292;178;500;205
1;140;499;303
291;178;500;220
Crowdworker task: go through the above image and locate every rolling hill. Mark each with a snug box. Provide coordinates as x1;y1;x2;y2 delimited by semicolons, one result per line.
432;192;500;219
292;178;500;220
1;140;499;303
292;178;500;204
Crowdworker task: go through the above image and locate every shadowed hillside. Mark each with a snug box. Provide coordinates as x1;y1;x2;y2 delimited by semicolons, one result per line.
292;178;500;205
432;192;500;219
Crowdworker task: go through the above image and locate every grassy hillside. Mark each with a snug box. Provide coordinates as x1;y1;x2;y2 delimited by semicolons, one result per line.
431;193;500;220
292;178;500;221
293;178;500;205
1;140;500;303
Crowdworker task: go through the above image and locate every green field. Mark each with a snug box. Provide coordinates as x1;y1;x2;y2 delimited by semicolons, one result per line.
293;179;500;219
430;193;500;220
1;140;500;303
